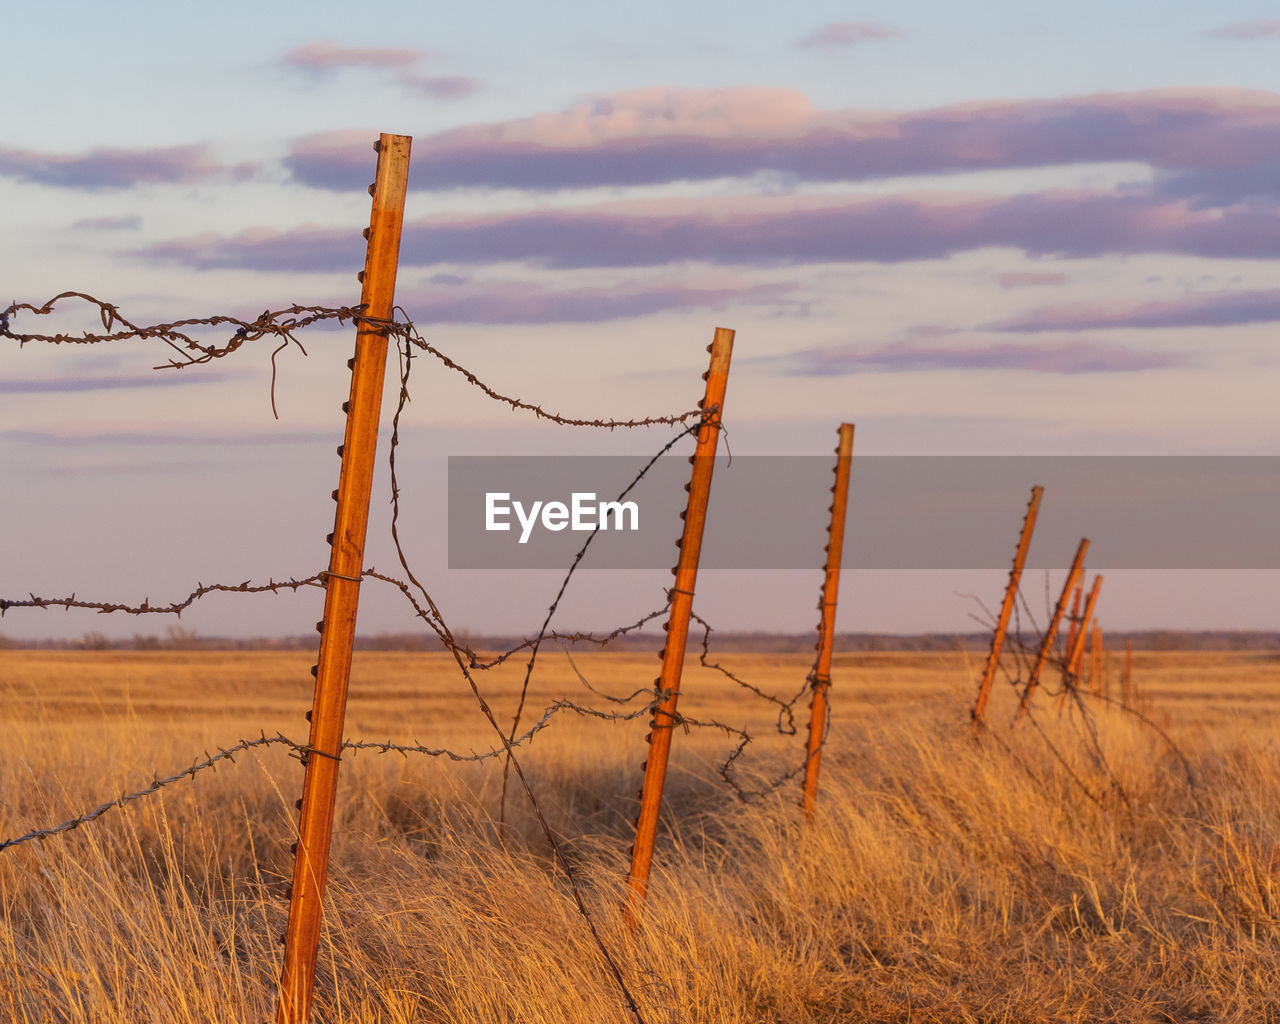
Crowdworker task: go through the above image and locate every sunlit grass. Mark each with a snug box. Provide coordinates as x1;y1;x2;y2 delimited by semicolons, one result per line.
2;650;1279;1022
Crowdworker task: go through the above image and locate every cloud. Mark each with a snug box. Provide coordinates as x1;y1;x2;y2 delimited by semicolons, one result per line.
278;39;426;72
283;86;1280;195
1205;20;1280;40
137;224;364;272
132;189;1280;272
990;289;1280;332
798;22;903;50
71;215;142;231
274;39;480;101
0;144;222;190
1;427;327;446
0;371;241;395
396;275;795;323
771;338;1186;376
33;460;224;479
399;73;483;99
995;271;1070;288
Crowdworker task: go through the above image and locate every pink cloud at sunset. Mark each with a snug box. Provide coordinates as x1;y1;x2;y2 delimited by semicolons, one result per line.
277;39;428;72
0;143;223;190
132;189;1280;273
990;289;1280;332
770;338;1186;376
284;86;1280;195
796;22;904;50
1205;20;1280;41
995;271;1070;288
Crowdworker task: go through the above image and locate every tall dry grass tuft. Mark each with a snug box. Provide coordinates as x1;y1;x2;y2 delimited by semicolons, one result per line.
3;651;1280;1022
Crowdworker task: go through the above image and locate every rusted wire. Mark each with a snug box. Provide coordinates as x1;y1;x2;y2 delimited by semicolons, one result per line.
1;293;701;429
0;575;328;618
2;292;832;878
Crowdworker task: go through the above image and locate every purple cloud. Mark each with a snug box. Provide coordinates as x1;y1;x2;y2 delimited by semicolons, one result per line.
71;215;142;231
995;271;1070;288
2;427;327;446
773;339;1186;376
0;371;241;395
274;40;479;101
798;22;903;50
131;190;1280;273
278;40;426;72
396;276;794;323
399;73;483;99
1205;20;1280;40
0;144;222;190
283;87;1280;196
990;289;1280;332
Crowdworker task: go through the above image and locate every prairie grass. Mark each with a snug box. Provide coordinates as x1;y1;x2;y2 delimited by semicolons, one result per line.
2;649;1280;1022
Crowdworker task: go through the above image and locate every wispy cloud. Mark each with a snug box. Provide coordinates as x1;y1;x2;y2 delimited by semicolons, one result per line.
0;371;241;395
33;460;223;479
1205;19;1280;40
133;189;1280;273
278;40;427;72
0;144;222;190
400;73;483;99
2;427;327;446
396;275;796;323
274;39;481;101
798;22;903;50
284;86;1280;196
71;215;142;231
995;271;1070;288
770;339;1186;376
990;289;1280;332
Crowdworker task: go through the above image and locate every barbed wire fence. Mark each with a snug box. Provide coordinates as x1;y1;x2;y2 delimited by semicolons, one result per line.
960;579;1201;821
1;290;828;1021
1;286;1185;1017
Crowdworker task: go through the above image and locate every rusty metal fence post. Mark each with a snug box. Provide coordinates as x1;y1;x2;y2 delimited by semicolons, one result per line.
275;133;412;1024
970;485;1042;729
1016;538;1088;720
1062;583;1083;682
1123;637;1134;706
1064;574;1103;693
1090;621;1104;697
625;327;733;924
802;422;855;818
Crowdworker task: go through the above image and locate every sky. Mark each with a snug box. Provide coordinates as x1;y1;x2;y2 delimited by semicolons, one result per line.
3;1;1280;643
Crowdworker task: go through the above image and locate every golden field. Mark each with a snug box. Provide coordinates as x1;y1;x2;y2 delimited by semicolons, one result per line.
2;646;1280;1023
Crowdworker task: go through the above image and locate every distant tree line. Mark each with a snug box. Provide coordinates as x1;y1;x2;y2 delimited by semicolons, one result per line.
2;629;1278;653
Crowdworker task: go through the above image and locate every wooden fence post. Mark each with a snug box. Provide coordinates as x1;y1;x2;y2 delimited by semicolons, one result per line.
802;422;856;818
275;133;412;1024
970;485;1043;729
1016;538;1088;720
625;327;734;924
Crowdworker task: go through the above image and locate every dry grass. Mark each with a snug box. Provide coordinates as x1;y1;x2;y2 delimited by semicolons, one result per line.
2;648;1280;1022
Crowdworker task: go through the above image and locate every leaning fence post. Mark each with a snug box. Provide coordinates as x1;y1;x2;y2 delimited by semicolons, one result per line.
970;485;1042;730
1090;621;1104;698
1123;637;1134;706
625;326;734;924
1062;583;1083;682
275;133;412;1024
1064;574;1103;693
1016;538;1088;720
802;422;855;818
